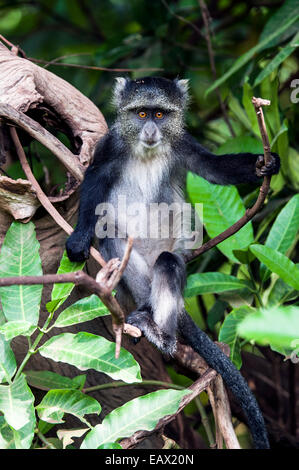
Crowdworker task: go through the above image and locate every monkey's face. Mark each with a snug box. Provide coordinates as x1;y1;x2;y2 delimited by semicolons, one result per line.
113;77;189;153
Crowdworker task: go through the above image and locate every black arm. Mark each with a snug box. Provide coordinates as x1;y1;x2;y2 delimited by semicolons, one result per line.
180;133;280;185
66;132;122;262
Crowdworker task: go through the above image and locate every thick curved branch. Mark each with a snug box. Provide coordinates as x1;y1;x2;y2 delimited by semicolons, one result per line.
1;104;84;182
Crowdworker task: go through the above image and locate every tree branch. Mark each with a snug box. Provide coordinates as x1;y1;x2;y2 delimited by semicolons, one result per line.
183;96;272;264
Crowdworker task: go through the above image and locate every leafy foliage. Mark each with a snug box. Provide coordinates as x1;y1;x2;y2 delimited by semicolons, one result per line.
0;0;298;449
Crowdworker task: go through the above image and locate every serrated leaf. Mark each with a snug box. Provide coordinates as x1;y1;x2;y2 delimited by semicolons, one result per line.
0;321;36;341
219;306;253;369
81;389;190;449
184;272;252;297
206;14;299;95
0;222;42;326
39;332;142;384
53;294;109;328
47;250;85;313
237;306;299;351
0;375;35;449
25;370;86;391
0;335;17;383
250;244;299;290
260;195;299;282
36;389;101;424
187;172;254;262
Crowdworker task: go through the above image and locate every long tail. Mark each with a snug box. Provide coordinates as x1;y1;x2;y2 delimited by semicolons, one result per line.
179;312;270;449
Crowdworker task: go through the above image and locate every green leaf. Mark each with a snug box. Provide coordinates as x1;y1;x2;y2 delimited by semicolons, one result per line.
0;222;42;326
205;14;299;96
268;278;298;308
0;321;36;341
98;442;122;449
36;389;101;424
0;335;17;384
219;306;253;369
53;294;109;328
237;305;299;350
184;272;252;298
81;389;190;449
253;32;299;87
242;82;260;138
0;375;35;448
259;0;299;49
47;250;85;313
39;332;142;384
25;370;86;391
260;195;299;282
250;244;299;290
216;136;263;156
187;172;254;262
207;300;228;331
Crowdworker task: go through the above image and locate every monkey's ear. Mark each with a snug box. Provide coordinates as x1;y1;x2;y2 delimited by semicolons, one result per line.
112;77;128;107
174;78;190;107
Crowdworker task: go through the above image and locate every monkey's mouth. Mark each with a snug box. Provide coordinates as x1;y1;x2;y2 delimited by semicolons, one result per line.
141;140;161;149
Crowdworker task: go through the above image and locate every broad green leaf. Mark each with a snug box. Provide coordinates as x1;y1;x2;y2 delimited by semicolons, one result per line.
260;195;299;281
187;172;254;262
254;32;299;87
0;321;36;341
216;136;263;156
184;272;252;298
232;249;255;265
206;14;299;96
36;389;101;424
0;415;35;449
81;389;190;449
250;245;299;290
53;294;109;328
39;332;142;384
47;250;85;313
25;370;86;391
237;306;299;351
0;335;17;383
0;222;42;326
0;374;35;449
219;306;253;369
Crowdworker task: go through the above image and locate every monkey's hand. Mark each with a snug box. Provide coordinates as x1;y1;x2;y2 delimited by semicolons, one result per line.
255;153;280;178
66;231;91;262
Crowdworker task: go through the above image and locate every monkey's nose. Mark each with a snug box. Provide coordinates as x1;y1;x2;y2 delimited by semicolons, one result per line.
144;127;158;140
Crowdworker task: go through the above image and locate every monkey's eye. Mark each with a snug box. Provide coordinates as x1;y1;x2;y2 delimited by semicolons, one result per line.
155;111;164;119
138;111;147;119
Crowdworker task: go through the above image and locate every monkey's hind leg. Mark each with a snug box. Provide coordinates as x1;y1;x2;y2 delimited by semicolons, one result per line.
126;251;186;356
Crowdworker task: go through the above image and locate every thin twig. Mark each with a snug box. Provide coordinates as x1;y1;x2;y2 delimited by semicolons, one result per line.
28;57;164;73
184;96;272;264
197;0;235;137
161;0;204;38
